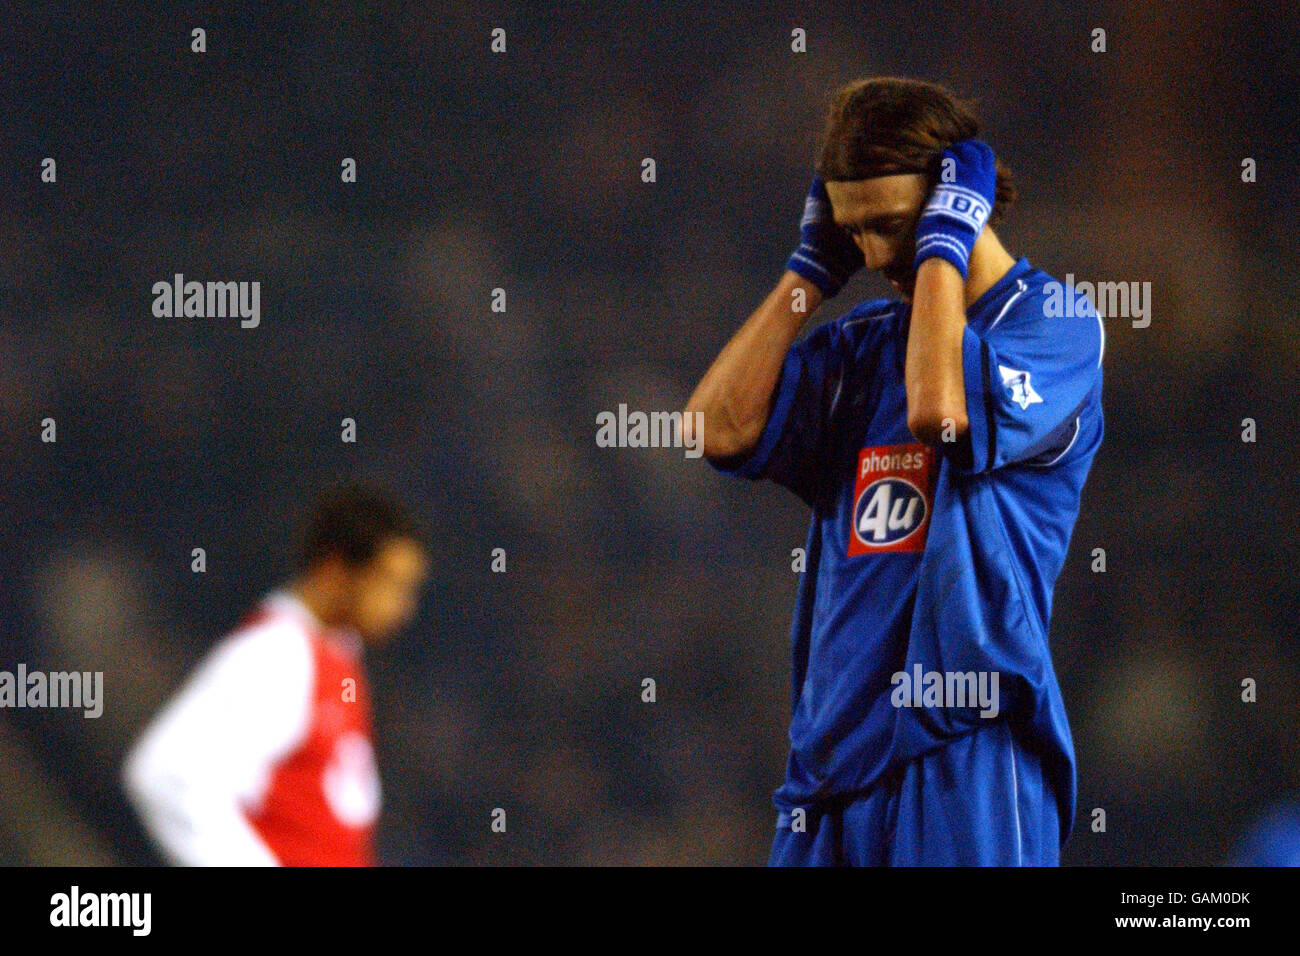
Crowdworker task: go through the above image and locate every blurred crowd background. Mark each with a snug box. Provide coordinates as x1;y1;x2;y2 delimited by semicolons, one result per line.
1;2;1297;865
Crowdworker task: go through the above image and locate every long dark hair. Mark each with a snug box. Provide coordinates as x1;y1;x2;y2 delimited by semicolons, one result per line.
815;77;1017;226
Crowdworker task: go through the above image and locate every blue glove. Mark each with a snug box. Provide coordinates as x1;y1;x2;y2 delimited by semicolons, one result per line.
912;139;997;279
785;174;864;298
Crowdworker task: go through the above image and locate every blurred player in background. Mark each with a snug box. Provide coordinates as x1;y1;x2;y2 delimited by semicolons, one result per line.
686;77;1104;865
123;483;430;866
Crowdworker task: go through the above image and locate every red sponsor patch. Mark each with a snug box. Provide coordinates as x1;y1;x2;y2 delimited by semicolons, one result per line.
848;443;936;556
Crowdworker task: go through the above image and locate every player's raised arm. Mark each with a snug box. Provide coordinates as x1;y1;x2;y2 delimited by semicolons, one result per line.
684;269;821;461
902;140;1001;445
684;175;862;462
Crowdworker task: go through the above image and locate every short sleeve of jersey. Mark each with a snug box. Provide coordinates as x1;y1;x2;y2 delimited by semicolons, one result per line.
957;285;1104;473
710;302;891;506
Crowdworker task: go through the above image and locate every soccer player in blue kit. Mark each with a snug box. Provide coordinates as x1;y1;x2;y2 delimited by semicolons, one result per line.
684;77;1105;866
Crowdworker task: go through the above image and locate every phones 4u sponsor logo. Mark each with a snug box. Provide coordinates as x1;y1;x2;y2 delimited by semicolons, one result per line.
849;443;935;557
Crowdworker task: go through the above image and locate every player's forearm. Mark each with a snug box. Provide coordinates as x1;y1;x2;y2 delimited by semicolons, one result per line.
123;740;280;866
685;270;822;460
905;258;970;445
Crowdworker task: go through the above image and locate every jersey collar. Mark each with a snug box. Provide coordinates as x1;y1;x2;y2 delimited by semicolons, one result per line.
262;588;364;656
965;257;1034;332
897;257;1033;335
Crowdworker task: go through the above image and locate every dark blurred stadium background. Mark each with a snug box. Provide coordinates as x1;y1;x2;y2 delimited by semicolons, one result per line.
1;2;1297;865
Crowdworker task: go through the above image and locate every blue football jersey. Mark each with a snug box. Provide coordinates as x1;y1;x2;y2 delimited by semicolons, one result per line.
714;258;1104;846
1231;798;1300;866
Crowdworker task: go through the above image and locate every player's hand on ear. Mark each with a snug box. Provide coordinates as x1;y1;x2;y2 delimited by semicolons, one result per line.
912;139;997;280
785;174;865;298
